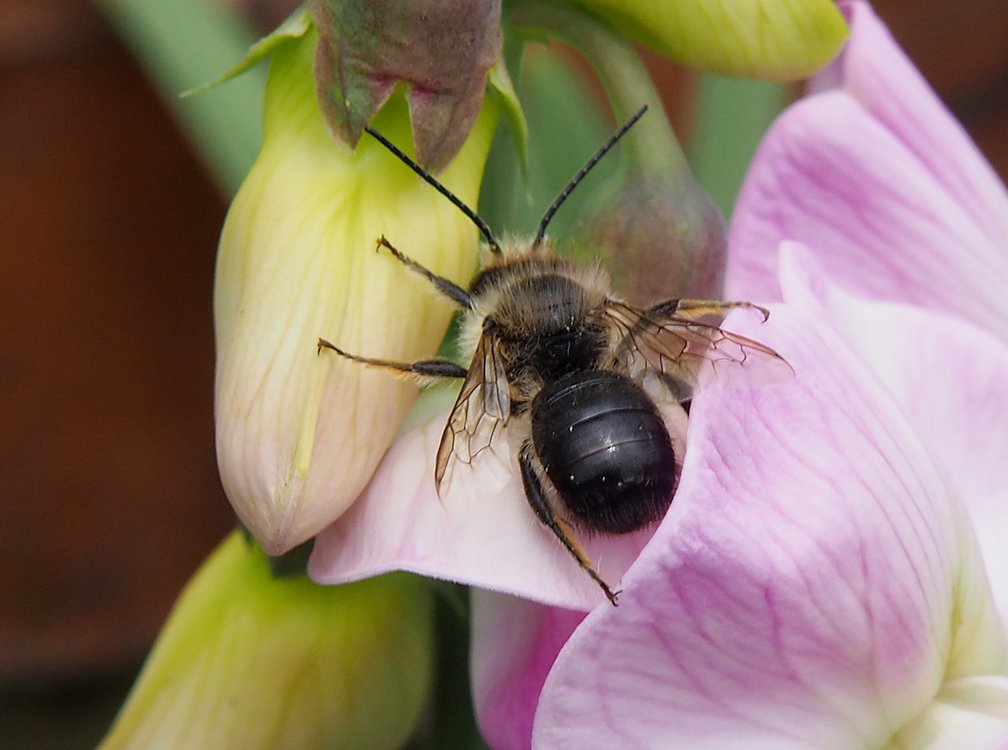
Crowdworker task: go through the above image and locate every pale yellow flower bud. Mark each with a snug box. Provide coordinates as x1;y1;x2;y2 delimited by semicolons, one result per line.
214;28;500;553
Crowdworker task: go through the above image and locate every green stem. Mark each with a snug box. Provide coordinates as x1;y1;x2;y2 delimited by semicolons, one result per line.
688;74;787;218
509;0;685;175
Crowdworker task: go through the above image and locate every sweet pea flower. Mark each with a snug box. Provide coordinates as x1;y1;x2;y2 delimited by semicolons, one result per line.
214;23;501;554
476;3;1008;747
313;1;1008;747
515;266;1008;749
100;532;434;750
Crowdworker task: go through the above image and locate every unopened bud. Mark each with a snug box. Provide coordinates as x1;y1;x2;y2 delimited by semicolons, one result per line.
309;0;503;171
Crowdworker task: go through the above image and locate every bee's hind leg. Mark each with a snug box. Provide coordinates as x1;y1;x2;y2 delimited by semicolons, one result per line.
518;441;620;606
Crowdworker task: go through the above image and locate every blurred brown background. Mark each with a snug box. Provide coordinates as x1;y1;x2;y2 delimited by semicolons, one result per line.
1;1;1006;747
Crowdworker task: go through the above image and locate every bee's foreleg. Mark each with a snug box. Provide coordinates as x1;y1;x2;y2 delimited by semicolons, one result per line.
518;441;620;607
317;338;467;383
375;236;474;309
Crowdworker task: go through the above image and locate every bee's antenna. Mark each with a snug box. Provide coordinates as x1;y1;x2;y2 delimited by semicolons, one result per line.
533;105;648;249
364;126;502;255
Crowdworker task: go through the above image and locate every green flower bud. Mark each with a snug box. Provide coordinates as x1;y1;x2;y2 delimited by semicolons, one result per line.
99;533;434;750
578;171;727;304
571;0;848;81
514;2;727;302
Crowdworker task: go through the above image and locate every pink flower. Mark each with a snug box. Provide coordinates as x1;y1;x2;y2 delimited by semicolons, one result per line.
311;2;1008;746
485;301;1008;749
727;0;1008;629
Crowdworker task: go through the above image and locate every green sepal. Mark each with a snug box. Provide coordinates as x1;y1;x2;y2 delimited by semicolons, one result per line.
181;7;312;98
488;60;529;174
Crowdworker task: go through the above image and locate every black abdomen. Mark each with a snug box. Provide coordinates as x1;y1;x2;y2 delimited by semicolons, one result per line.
530;371;676;534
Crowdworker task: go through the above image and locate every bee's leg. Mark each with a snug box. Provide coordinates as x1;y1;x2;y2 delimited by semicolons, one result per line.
376;236;473;309
317;338;467;382
518;441;620;606
650;299;770;322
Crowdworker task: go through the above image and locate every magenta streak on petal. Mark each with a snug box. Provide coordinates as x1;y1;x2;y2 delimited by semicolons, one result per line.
778;242;1008;627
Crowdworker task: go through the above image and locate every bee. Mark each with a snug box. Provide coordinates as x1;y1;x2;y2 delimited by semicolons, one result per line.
319;106;790;605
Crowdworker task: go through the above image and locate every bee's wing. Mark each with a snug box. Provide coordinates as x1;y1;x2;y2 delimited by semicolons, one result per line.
434;330;511;492
603;299;792;400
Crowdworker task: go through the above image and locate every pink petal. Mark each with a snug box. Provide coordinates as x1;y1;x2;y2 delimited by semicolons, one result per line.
470;592;583;750
728;2;1008;334
778;242;1008;626
823;2;1008;254
307;402;688;611
728;91;1008;332
531;307;1006;748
